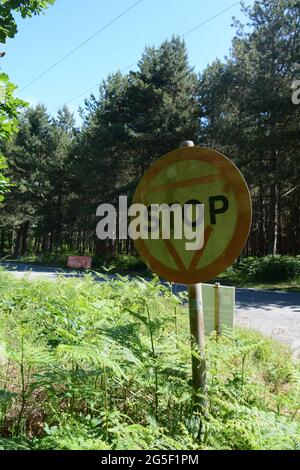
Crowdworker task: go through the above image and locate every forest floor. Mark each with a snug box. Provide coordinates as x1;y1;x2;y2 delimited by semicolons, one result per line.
1;261;300;360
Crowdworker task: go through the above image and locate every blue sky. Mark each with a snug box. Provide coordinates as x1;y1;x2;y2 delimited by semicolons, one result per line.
2;0;253;120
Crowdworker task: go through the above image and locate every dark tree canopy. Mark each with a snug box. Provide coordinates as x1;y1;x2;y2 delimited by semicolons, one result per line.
1;2;299;259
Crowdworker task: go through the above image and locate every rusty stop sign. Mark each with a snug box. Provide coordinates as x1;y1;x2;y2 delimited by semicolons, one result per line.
133;146;252;285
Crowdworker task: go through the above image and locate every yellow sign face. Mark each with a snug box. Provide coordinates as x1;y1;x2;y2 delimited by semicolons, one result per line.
133;147;252;285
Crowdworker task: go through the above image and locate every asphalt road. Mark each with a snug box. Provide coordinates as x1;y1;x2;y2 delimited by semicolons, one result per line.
1;262;300;359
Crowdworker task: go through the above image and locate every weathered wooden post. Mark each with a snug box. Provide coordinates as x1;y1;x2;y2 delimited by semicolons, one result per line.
180;141;207;411
188;283;207;408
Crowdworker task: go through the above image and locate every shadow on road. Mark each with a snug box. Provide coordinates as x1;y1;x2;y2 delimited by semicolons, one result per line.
235;288;300;313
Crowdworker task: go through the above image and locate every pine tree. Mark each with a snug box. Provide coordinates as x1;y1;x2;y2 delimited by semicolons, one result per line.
199;0;300;255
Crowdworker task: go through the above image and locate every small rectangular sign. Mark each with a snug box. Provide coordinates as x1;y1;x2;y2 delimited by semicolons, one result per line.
67;256;92;270
202;283;235;335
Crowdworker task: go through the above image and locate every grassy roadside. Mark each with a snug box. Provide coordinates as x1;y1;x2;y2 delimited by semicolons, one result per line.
215;273;300;292
2;254;300;292
0;271;299;450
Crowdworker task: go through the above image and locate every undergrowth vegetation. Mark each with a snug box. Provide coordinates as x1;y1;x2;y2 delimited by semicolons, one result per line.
0;270;299;450
226;256;300;284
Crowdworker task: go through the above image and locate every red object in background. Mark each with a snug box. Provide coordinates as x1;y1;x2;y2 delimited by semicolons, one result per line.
67;256;92;270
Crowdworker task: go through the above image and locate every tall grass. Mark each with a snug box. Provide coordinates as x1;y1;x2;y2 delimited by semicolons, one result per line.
0;270;299;450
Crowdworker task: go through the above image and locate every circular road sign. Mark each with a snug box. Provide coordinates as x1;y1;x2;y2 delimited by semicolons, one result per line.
133;146;252;285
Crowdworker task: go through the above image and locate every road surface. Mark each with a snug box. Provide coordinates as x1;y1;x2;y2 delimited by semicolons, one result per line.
1;262;300;359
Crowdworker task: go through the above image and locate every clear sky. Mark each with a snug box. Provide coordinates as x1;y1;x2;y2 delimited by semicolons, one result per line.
2;0;253;120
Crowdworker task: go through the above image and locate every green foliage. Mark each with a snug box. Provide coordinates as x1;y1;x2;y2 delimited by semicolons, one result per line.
234;256;300;282
0;0;56;204
0;271;299;450
0;0;55;43
0;73;26;141
0;104;76;257
0;154;9;201
0;73;27;200
107;254;147;273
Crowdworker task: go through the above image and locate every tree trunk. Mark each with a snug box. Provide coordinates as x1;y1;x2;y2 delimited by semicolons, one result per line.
13;227;22;259
273;184;279;256
20;222;29;256
0;228;5;255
